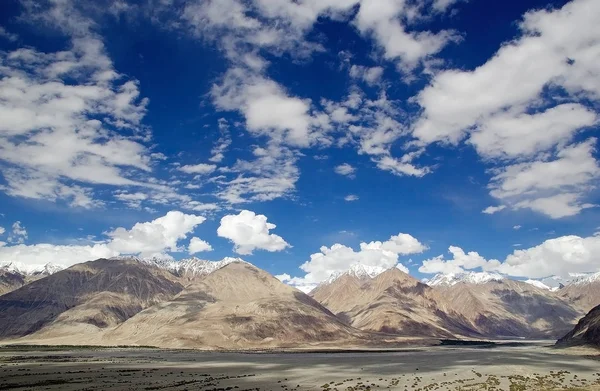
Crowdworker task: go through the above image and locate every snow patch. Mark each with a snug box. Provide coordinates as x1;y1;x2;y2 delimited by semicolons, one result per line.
426;271;505;286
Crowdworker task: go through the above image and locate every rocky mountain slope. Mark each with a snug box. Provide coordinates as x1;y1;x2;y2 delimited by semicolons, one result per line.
0;258;183;340
0;262;63;295
311;268;478;338
425;272;581;338
557;272;600;314
557;304;600;347
105;262;371;349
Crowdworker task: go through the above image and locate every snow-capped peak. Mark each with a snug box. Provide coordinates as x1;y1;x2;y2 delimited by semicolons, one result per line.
567;271;600;286
0;261;63;276
426;271;505;287
523;279;553;291
112;256;248;278
324;263;387;284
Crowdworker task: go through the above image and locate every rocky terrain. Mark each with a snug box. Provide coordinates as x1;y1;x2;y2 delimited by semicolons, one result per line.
1;257;599;349
557;304;600;347
425;272;581;338
0;258;183;341
105;262;372;349
311;267;477;337
0;262;62;295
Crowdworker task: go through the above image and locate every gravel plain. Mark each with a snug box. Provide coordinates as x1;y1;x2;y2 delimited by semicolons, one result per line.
0;343;599;390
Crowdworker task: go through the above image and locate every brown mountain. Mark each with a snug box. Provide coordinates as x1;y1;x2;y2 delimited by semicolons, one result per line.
557;304;600;347
0;258;183;341
0;269;26;296
0;263;63;296
311;268;477;338
106;262;370;349
433;278;582;338
558;277;600;314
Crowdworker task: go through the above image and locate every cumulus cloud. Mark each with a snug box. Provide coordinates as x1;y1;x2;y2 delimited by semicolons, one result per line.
7;221;27;244
412;0;600;218
497;235;600;279
217;210;290;255
419;234;600;280
0;1;155;209
482;205;506;215
188;237;214;254
0;243;118;269
488;140;599;218
0;226;5;235
344;194;360;202
284;232;428;292
106;211;207;257
214;144;300;203
335;163;357;177
419;246;500;274
178;164;217;175
0;211;210;268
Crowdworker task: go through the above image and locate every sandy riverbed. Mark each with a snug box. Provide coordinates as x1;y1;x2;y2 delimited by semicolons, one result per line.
0;343;599;390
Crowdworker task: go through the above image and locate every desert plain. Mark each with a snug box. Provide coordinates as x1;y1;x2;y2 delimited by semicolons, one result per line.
1;342;599;391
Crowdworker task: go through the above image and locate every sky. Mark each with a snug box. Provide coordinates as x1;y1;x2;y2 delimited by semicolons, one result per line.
0;0;599;292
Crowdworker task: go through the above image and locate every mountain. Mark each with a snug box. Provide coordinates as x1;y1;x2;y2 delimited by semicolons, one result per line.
425;271;505;287
558;272;600;314
0;262;63;295
0;258;183;341
311;267;478;338
428;273;582;338
557;304;600;347
323;263;387;285
106;262;366;349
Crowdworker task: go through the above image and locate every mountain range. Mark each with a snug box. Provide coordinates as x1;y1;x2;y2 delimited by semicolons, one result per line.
0;258;599;348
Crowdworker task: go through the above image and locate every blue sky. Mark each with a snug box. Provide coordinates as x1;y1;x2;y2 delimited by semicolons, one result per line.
0;0;599;290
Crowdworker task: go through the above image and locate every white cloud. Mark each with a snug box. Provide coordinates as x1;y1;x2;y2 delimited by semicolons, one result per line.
469;104;597;161
188;237;214;254
215;144;299;203
212;68;322;148
209;118;232;163
284;232;427;291
114;192;149;209
419;246;500;274
499;235;600;279
275;273;291;282
217;210;290;255
0;26;18;42
335;163;356;177
0;1;167;209
106;211;207;257
482;205;506;215
0;243;118;269
349;65;384;85
178;163;217;175
0;226;5;235
513;225;522;230
354;0;460;73
0;211;209;268
8;221;27;244
419;234;600;280
412;0;600;218
488;140;599;218
344;194;359;202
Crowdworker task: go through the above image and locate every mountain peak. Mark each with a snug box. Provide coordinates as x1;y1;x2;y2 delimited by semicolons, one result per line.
425;271;505;287
0;261;63;276
568;271;600;286
110;256;249;280
323;263;387;285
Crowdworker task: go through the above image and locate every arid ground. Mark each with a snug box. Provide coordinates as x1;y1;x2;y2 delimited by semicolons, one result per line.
0;343;599;390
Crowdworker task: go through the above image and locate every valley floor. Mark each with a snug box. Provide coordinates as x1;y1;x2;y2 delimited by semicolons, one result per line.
0;343;599;390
